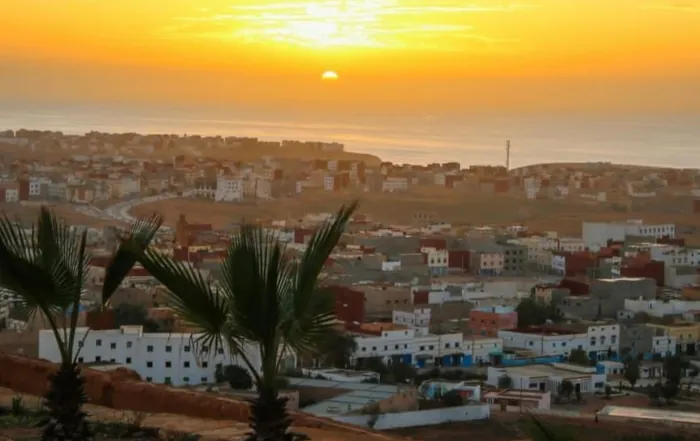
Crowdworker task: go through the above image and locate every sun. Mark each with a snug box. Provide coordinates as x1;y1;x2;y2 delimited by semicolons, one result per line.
322;71;339;81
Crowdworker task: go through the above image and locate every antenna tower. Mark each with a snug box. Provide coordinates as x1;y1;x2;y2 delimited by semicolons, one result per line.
506;140;511;171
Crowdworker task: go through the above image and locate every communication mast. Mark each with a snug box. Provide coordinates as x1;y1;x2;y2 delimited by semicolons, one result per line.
506;140;511;171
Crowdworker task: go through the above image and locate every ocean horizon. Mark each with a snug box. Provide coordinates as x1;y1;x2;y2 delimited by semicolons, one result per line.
1;103;698;169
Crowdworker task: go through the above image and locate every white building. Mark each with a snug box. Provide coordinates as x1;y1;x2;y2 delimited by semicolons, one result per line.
352;328;496;368
551;254;566;275
215;176;244;202
498;323;619;360
426;249;448;276
323;175;335;191
582;221;675;251
486;364;606;394
624;298;700;318
382;177;409;193
392;308;431;327
38;326;296;386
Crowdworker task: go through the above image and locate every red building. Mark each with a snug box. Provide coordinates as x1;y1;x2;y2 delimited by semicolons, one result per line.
621;260;665;287
558;278;591;295
329;285;365;324
293;228;314;244
413;290;430;305
420;237;447;250
448;250;470;271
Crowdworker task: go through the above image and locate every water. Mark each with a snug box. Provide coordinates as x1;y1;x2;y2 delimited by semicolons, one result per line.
1;102;698;168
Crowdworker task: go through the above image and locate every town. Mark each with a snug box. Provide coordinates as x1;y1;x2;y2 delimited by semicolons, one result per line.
3;129;700;441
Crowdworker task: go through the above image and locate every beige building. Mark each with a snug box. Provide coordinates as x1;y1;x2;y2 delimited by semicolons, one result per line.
358;285;412;320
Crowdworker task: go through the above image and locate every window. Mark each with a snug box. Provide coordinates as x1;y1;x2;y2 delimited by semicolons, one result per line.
202;362;209;368
147;361;153;368
201;377;208;383
184;361;190;368
184;345;191;352
183;377;190;383
78;357;84;363
371;346;376;351
126;341;132;349
419;346;425;351
110;358;115;363
165;345;172;353
110;343;116;350
146;377;153;382
126;357;132;364
611;336;617;344
95;356;101;362
96;339;102;347
78;341;83;348
428;345;434;350
590;337;597;346
147;345;154;352
164;377;172;384
445;343;450;348
165;361;172;368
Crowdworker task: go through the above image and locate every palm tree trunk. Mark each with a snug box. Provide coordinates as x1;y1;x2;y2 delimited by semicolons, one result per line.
246;386;294;441
42;362;92;441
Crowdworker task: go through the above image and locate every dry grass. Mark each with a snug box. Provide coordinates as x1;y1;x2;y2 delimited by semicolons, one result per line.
130;190;700;242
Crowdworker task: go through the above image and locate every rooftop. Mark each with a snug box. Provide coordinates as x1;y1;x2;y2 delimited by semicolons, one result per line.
286;377;402;417
494;364;595;379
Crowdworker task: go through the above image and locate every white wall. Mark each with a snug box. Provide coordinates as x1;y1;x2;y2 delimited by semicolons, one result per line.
353;330;466;363
625;298;700;318
333;404;490;429
498;330;587;357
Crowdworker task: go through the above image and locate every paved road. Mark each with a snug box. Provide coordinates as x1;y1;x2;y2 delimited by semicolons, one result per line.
74;192;186;231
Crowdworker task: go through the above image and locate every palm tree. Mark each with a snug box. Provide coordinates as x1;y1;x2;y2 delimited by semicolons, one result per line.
133;202;358;441
0;207;162;441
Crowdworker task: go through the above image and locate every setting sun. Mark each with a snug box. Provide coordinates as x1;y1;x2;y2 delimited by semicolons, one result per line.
322;71;339;81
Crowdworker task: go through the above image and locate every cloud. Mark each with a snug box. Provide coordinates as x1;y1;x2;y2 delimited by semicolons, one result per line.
158;0;527;51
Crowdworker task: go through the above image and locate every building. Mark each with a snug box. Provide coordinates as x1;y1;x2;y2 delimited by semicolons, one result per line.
470;251;504;276
352;326;467;368
645;322;700;355
468;306;518;337
351;326;502;368
392;308;431;328
382;177;409;193
38;326;296;386
215;176;244;202
485;389;551;411
426;249;449;276
583;221;675;251
498;322;620;361
486;364;607;394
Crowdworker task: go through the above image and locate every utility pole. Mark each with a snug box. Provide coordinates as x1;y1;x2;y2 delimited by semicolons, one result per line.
506;140;511;171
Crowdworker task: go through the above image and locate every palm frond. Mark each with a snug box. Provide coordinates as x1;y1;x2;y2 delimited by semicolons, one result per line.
102;213;163;307
283;202;358;357
136;246;236;365
0;211;70;360
219;224;295;383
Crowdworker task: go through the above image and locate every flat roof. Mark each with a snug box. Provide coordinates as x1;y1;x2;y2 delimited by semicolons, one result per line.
496;365;595;379
598;406;700;425
286;377;401;417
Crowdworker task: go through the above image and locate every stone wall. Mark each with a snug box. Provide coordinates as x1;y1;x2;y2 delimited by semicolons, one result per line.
0;353;396;436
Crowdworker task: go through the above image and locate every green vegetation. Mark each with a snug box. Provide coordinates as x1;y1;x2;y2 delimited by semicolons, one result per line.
223;365;254;390
498;374;513;389
516;297;560;328
624;358;640;388
132;202;358;441
0;207;161;441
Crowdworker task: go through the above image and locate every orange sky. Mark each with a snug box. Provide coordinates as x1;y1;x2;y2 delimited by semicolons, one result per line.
1;0;699;113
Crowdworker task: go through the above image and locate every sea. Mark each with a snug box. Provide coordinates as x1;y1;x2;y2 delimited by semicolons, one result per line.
1;102;698;169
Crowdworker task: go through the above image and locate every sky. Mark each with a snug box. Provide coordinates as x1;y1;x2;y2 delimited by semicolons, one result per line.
1;0;699;114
